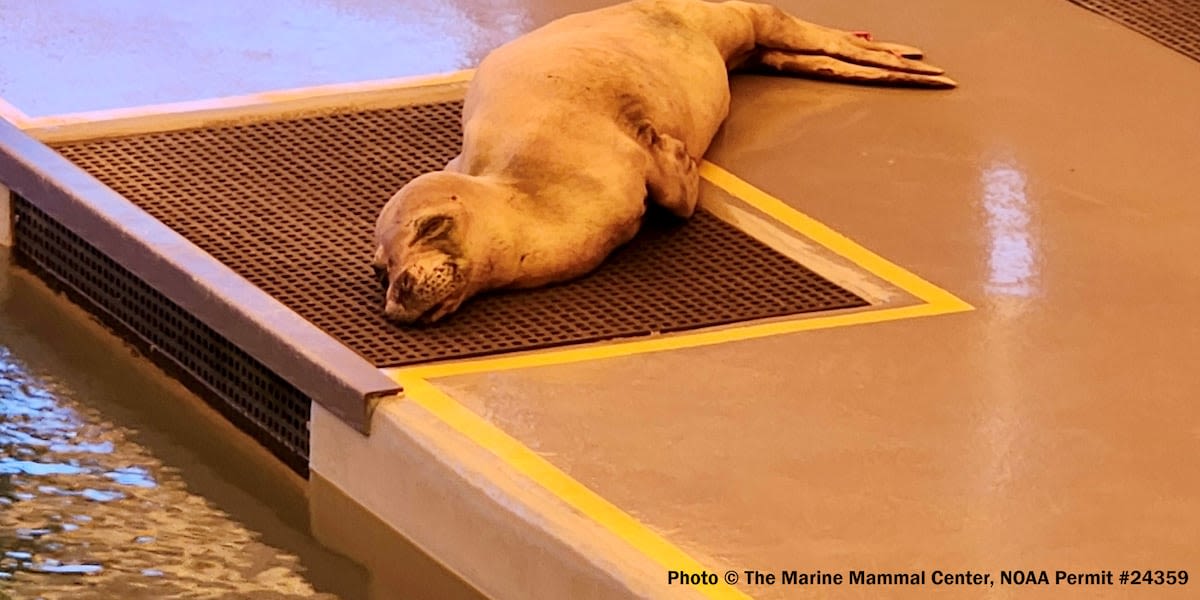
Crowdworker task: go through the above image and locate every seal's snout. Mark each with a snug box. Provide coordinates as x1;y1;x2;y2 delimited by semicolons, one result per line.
383;297;415;323
381;261;466;324
382;269;422;323
373;177;477;323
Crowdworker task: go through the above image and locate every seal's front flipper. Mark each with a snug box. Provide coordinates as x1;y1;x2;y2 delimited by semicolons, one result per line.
642;127;700;219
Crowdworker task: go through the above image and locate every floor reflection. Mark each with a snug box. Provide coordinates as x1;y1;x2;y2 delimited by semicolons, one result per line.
981;159;1038;299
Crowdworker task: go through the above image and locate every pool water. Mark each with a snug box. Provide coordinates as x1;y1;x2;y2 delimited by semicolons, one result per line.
0;248;368;599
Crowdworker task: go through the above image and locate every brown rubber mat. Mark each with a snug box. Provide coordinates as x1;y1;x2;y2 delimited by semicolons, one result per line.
50;101;867;368
1069;0;1200;61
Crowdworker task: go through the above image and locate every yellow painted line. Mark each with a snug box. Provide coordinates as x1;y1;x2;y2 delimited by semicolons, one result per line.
397;373;752;600
396;302;955;380
3;71;972;599
388;162;973;381
385;161;972;598
699;161;973;311
386;161;972;600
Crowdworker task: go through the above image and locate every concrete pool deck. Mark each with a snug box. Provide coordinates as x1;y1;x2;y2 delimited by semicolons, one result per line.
4;0;1200;598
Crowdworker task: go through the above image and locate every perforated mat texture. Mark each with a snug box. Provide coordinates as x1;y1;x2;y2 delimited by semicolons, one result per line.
1069;0;1200;62
51;101;868;368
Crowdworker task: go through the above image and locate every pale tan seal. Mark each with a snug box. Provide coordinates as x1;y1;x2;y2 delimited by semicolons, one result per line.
373;0;955;323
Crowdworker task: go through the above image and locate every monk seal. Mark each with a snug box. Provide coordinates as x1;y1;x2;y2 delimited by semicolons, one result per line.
373;0;955;323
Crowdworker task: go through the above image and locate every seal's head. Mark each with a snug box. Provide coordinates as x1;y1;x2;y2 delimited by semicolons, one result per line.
373;172;478;324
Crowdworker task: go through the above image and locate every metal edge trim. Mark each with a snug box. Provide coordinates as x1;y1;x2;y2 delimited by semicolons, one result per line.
0;117;400;434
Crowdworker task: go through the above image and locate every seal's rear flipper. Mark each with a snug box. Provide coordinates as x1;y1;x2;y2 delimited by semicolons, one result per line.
724;2;951;84
745;49;957;88
850;31;925;59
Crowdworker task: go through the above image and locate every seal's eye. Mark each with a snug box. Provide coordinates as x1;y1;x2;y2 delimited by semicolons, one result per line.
414;215;454;241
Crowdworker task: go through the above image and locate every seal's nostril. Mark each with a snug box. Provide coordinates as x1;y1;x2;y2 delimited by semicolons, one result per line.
398;271;416;292
383;299;406;322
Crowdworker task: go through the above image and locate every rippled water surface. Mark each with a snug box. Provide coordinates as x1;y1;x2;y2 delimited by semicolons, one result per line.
0;249;366;599
0;354;342;598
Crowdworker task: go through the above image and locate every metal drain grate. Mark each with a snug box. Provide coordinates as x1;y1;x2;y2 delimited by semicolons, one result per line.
51;101;867;368
12;195;311;473
1069;0;1200;62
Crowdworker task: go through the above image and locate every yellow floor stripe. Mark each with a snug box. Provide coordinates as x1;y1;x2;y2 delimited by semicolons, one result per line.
2;73;971;598
393;161;973;598
389;162;972;381
398;374;752;600
698;161;972;310
397;302;951;380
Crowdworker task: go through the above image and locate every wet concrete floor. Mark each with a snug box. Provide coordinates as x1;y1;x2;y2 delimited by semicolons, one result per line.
2;0;1199;598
